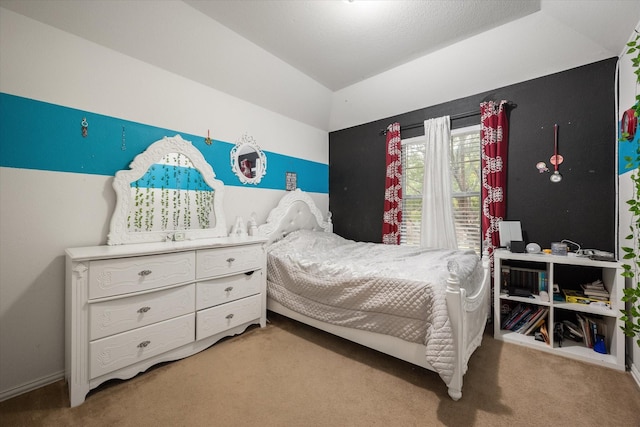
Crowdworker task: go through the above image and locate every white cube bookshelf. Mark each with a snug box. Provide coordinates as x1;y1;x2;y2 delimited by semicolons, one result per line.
493;249;625;371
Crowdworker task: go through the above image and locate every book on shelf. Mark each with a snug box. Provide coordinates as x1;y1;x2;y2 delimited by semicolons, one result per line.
576;314;592;348
554;320;584;343
511;308;537;332
502;304;533;330
503;266;547;296
580;279;609;298
501;304;549;336
562;289;611;306
538;270;548;293
500;266;510;292
575;313;608;353
582;290;610;299
500;303;521;329
534;321;550;344
561;320;583;339
581;279;605;291
522;307;549;335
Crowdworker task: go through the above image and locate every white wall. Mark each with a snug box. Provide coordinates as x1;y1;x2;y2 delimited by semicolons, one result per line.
329;10;616;131
0;0;334;132
0;8;328;400
617;19;640;385
2;1;637;401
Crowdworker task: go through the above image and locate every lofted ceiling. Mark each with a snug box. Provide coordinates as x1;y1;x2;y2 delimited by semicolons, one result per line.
185;0;640;91
3;0;640;92
1;0;640;130
184;0;542;91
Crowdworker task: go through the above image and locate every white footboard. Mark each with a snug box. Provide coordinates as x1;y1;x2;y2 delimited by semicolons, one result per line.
444;250;491;400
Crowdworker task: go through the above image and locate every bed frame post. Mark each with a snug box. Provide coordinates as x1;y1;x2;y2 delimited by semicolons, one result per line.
445;262;464;401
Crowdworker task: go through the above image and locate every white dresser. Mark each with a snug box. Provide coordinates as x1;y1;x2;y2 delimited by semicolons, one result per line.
65;236;267;407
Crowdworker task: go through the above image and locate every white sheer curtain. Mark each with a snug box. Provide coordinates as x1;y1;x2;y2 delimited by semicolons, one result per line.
421;116;458;249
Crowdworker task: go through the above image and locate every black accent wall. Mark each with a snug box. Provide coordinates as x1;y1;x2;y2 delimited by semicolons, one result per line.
329;58;617;253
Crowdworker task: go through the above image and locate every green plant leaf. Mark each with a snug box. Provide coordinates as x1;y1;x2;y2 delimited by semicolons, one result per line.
619;42;640;347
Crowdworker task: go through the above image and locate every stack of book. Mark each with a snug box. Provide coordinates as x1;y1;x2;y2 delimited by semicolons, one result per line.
580;280;610;301
562;279;611;307
576;313;608;353
501;304;549;336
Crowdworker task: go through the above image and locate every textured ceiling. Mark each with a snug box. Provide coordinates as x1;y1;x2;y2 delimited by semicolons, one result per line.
3;0;639;93
2;0;640;130
185;0;542;90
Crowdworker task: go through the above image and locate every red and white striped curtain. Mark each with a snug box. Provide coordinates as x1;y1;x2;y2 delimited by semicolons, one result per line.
382;122;402;244
480;100;509;255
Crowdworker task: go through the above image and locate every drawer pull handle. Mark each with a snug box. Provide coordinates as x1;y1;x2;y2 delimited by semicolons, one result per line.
226;257;235;264
138;340;151;348
137;306;151;313
225;314;234;320
224;286;233;292
245;270;255;276
138;270;152;277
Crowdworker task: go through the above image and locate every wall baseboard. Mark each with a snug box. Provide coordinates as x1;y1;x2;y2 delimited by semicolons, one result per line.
0;371;64;403
630;361;640;390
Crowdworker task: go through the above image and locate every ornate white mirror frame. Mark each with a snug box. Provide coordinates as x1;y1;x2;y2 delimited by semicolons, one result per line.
230;133;267;185
108;134;227;245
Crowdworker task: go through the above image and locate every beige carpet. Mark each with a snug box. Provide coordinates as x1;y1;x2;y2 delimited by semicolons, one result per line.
1;312;639;427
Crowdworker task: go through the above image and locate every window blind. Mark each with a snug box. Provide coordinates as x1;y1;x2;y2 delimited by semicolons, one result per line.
400;125;481;254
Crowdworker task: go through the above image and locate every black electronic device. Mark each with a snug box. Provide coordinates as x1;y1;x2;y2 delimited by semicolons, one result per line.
509;241;526;253
508;287;532;297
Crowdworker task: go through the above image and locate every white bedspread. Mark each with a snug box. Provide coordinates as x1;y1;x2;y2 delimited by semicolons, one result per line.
266;230;482;385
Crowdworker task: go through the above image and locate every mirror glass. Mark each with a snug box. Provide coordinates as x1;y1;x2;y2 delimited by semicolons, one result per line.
108;135;227;245
230;133;267;185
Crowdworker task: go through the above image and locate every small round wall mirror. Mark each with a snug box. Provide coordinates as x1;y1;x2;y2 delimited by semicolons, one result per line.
230;133;267;185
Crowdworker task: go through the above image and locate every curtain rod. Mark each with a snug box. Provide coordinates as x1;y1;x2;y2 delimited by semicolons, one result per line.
379;102;517;136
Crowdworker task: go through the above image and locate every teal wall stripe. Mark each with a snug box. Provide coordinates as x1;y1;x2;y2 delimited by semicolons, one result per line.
618;119;639;175
0;93;328;193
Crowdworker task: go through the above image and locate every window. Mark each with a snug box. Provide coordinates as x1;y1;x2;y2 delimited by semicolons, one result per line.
400;125;481;254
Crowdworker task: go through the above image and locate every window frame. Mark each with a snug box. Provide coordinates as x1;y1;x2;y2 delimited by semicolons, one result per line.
400;124;482;253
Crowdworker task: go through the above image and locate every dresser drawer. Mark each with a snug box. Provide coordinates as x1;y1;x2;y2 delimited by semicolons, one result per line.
89;252;196;299
196;271;262;311
196;295;261;340
89;313;195;379
196;245;263;279
90;284;195;340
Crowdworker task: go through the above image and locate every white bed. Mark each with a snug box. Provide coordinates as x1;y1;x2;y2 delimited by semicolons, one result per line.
257;189;491;400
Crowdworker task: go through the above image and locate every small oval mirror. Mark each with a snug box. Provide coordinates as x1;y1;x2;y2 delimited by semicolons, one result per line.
231;133;267;185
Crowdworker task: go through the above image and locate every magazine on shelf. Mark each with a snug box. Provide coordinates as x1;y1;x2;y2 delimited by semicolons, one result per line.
562;289;611;306
522;308;549;335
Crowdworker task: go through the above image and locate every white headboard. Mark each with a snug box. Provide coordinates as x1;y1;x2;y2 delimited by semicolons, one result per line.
257;189;332;245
